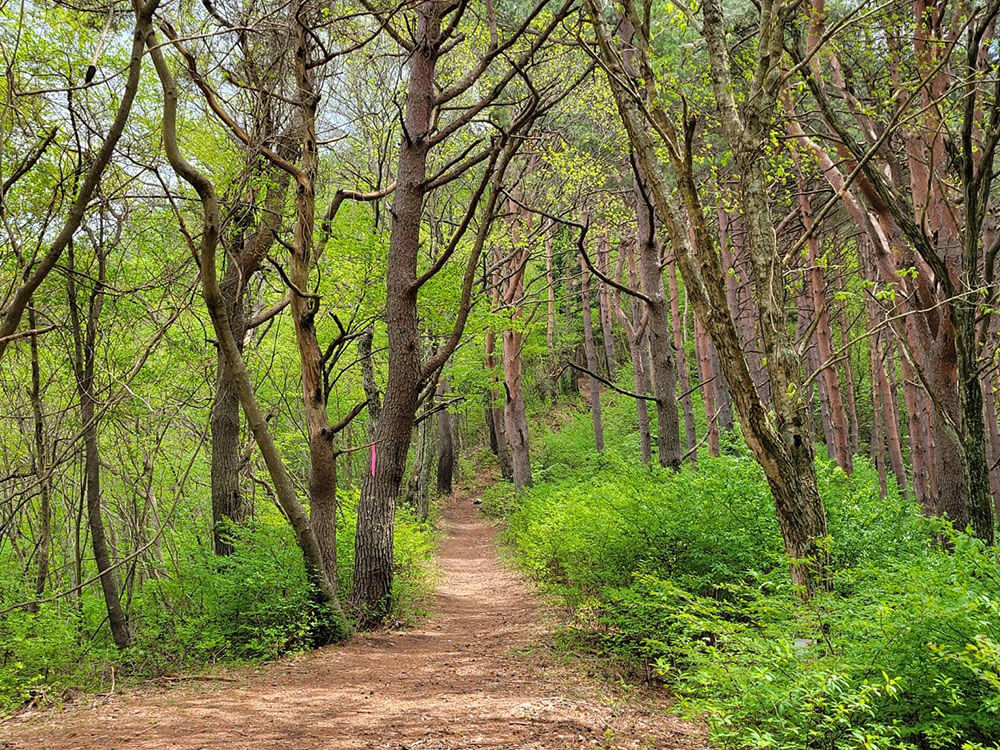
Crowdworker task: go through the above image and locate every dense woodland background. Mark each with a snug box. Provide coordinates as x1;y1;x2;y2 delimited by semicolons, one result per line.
2;0;1000;746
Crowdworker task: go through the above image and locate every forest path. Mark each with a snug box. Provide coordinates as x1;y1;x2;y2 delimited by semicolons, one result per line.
2;477;704;750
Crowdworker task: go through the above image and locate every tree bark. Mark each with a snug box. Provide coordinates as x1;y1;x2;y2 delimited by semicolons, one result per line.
151;36;349;637
579;252;605;452
28;305;51;609
667;261;697;457
634;162;681;469
587;0;832;592
67;245;130;649
436;379;455;496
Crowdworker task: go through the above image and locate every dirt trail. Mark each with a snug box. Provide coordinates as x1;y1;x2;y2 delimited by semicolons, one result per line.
2;480;704;749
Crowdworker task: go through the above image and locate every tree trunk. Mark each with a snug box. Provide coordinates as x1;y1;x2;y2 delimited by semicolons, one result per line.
667;261;698;457
620;242;652;464
503;327;532;489
210;284;248;556
28;305;51;609
634;162;681;469
579;252;605;452
485;330;513;481
210;171;290;556
694;314;720;457
596;238;617;377
436;379;454;496
352;4;440;620
588;0;831;592
67;246;130;649
151;35;348;637
794;169;853;471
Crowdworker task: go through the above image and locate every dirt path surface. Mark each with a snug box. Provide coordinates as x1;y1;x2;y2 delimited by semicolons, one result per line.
2;481;705;749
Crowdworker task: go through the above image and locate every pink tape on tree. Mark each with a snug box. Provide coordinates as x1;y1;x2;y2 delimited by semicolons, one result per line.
370;443;376;477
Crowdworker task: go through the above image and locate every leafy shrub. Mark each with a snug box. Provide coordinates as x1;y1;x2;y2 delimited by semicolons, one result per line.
501;402;1000;749
0;490;436;711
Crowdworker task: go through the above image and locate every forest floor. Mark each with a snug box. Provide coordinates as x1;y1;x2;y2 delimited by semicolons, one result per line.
0;477;705;750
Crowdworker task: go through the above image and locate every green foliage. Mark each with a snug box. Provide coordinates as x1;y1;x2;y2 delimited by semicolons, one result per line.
0;497;435;712
499;404;1000;749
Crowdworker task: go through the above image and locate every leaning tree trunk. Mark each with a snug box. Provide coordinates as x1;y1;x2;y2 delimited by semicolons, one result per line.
68;247;130;649
151;35;349;638
588;0;831;592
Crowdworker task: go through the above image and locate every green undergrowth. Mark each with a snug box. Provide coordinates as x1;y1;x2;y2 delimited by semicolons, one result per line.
487;395;1000;750
0;490;435;712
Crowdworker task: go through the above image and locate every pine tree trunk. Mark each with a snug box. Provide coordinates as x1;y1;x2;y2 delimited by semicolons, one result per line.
634;164;681;469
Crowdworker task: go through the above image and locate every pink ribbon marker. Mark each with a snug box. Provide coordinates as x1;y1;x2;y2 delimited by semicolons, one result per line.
370;443;376;477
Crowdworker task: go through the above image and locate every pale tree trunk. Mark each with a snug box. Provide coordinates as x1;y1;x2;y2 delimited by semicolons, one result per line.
405;402;434;521
874;334;908;496
870;339;889;497
837;299;861;456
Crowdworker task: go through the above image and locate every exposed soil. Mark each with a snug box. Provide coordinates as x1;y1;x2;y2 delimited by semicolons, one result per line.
1;479;705;750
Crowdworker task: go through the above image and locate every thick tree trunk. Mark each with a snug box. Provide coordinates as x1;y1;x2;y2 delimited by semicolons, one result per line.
634;163;681;469
211;282;248;556
352;4;439;619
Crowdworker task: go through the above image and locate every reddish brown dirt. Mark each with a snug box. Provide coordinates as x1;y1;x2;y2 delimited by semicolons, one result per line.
1;480;705;750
